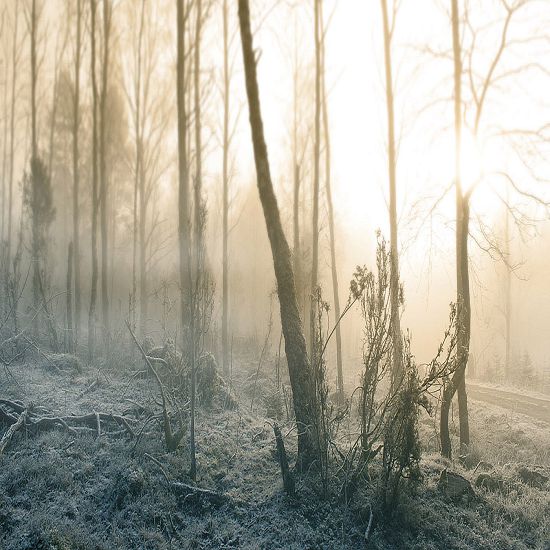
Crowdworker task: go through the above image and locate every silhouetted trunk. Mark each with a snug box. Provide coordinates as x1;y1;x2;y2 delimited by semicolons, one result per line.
72;0;82;343
221;0;230;376
238;0;317;468
99;0;111;341
380;0;403;383
309;0;321;361
88;0;99;360
319;2;343;399
441;0;470;457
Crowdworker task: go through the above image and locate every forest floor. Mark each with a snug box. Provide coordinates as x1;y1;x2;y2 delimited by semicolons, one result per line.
0;352;549;550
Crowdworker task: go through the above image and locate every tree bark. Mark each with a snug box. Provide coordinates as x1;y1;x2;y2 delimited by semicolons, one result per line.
238;0;317;468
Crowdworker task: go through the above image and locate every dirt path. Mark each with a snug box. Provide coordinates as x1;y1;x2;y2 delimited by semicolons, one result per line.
467;382;550;424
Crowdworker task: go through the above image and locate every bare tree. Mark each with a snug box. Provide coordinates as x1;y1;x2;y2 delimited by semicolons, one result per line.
238;0;318;468
439;0;543;456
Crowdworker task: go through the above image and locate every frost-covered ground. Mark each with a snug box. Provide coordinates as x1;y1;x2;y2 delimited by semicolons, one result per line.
0;354;549;549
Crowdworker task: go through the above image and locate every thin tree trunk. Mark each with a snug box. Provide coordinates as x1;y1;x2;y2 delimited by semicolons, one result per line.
238;0;317;468
7;2;19;284
189;0;204;482
66;242;74;353
309;0;321;362
88;0;99;361
134;0;145;335
504;189;511;380
99;0;111;341
441;0;471;457
30;0;40;336
177;0;190;330
221;0;230;377
380;0;403;383
72;0;82;344
1;62;7;252
319;2;343;399
177;0;194;478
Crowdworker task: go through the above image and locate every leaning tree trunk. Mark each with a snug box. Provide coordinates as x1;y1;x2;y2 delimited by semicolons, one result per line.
238;0;317;468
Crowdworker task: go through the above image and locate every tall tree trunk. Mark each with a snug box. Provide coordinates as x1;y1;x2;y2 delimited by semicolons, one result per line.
309;0;321;361
188;0;205;482
238;0;317;468
221;0;230;377
380;0;403;383
7;2;19;287
135;0;145;336
88;0;99;361
177;0;194;477
177;0;190;330
292;26;302;320
1;62;7;252
319;1;343;399
441;0;471;457
72;0;82;344
30;0;40;336
99;0;111;341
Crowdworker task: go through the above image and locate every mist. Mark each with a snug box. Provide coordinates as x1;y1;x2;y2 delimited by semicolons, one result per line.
0;1;549;548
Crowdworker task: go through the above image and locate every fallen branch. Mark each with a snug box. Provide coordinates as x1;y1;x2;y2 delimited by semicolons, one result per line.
0;408;28;455
145;452;227;508
125;321;184;451
170;481;227;508
0;401;136;440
